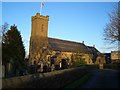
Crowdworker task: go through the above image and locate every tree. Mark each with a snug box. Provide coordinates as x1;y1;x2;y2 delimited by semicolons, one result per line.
103;4;120;44
2;22;9;65
1;22;9;35
2;24;25;75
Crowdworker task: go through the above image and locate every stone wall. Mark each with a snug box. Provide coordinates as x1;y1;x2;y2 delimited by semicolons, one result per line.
104;63;120;70
2;65;98;88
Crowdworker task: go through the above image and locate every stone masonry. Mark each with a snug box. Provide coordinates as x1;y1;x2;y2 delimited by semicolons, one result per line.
29;13;49;64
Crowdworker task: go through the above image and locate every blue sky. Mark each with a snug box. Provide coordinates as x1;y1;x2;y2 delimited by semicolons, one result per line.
2;2;117;55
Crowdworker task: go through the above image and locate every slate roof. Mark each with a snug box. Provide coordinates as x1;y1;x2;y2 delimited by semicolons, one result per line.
87;46;101;55
48;37;97;54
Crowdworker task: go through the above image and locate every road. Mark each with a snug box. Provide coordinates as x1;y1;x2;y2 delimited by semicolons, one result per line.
78;69;120;88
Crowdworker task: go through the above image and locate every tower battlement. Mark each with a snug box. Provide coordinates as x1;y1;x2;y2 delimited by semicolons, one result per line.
32;13;49;21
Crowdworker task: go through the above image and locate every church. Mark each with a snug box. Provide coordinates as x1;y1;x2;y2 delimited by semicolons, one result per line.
29;13;102;69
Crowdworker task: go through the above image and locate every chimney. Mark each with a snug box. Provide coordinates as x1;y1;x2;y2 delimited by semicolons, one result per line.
93;45;95;47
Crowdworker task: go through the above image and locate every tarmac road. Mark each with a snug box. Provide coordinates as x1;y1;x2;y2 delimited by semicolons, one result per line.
78;69;120;88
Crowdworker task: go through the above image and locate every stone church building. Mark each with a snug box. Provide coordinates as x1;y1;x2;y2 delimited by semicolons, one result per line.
29;13;101;68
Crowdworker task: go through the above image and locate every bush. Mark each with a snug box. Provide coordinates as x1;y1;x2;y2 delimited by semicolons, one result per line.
69;58;87;68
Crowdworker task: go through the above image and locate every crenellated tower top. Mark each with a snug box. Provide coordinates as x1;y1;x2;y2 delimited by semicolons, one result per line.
32;13;49;21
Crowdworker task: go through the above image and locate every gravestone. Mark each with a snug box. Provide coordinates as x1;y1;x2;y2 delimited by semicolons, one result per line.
2;65;5;78
99;63;104;69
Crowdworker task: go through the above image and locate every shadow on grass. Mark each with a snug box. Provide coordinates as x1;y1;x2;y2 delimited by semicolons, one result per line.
63;73;92;89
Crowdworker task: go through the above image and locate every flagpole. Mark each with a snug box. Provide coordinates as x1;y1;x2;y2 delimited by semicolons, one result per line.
40;2;42;15
40;2;44;15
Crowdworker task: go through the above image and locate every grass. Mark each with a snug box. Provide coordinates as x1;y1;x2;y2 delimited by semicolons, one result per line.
64;73;91;89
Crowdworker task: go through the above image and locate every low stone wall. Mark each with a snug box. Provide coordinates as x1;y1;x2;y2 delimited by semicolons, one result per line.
104;63;120;70
2;65;98;88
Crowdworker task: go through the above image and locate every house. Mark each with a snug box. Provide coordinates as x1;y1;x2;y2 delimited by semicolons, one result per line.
111;51;120;63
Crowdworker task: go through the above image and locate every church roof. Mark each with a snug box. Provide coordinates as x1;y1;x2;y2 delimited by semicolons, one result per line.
87;46;101;55
48;37;97;54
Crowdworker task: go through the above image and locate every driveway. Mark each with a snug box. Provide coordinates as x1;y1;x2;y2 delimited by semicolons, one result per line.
78;69;120;88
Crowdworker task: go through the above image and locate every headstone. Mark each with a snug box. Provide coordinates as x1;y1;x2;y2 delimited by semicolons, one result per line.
40;61;43;72
2;65;5;78
99;63;104;69
60;62;62;68
51;64;55;71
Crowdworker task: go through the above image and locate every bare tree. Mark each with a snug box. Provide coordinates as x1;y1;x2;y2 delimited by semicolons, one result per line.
104;3;120;44
1;22;9;36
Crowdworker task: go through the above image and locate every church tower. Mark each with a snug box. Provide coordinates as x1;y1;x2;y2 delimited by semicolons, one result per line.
29;13;49;64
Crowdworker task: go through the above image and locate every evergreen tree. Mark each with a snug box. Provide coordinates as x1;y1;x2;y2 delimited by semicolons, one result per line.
2;22;9;66
2;24;25;74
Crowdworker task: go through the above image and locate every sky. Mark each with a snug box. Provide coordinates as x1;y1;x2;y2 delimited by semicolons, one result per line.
2;2;118;55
